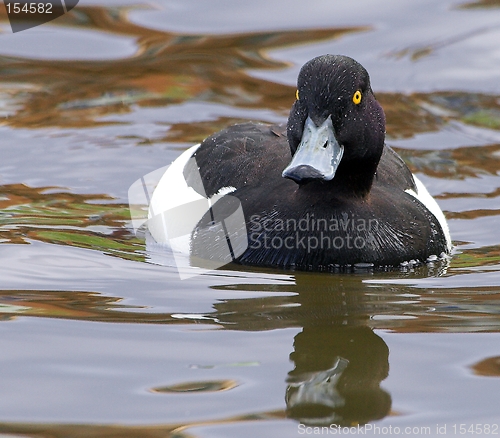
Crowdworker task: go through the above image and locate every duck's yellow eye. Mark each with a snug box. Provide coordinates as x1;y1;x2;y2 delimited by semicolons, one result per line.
353;90;362;105
295;89;300;100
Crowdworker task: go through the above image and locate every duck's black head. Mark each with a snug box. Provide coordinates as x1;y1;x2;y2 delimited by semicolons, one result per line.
283;55;386;194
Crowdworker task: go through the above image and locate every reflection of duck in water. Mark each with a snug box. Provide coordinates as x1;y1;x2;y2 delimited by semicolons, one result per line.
210;272;392;425
213;287;392;425
286;326;390;426
283;274;391;426
148;54;451;271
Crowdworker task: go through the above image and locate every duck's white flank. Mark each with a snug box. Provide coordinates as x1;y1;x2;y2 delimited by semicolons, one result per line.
148;144;236;253
405;174;452;253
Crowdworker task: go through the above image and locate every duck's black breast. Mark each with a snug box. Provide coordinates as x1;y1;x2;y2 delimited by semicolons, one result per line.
187;123;446;270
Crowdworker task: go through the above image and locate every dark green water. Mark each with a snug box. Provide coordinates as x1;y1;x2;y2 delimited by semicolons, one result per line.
1;1;500;436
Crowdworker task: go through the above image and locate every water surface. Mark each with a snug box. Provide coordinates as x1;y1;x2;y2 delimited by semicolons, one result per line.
1;1;500;436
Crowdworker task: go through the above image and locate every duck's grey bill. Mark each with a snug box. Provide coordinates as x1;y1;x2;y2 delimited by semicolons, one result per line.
282;116;344;183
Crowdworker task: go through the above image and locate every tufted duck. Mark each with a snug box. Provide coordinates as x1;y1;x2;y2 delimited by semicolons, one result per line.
148;55;451;271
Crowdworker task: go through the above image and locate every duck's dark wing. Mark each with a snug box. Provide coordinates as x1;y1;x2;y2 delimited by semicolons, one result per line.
375;145;417;192
185;122;290;198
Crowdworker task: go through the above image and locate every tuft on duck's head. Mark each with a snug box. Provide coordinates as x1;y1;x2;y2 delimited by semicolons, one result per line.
283;55;386;193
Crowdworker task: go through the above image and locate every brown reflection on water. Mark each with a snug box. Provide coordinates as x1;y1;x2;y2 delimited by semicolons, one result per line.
471;356;500;376
0;290;149;323
0;4;367;130
458;0;500;8
2;5;500;143
397;143;500;183
0;184;142;260
384;91;500;140
210;273;500;334
151;379;238;394
0;409;286;438
378;93;444;139
3;267;498;330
